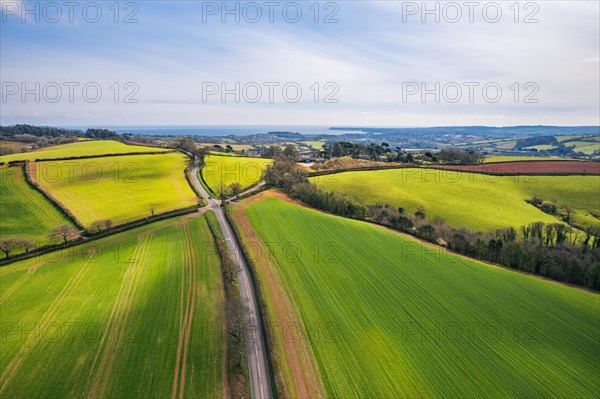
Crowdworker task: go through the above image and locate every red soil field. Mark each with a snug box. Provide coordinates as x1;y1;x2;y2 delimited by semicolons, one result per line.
427;161;600;175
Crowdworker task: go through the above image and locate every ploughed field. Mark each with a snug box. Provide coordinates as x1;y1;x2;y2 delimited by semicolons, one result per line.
30;153;197;228
0;165;72;243
0;215;225;398
310;168;600;231
201;154;272;193
230;193;600;398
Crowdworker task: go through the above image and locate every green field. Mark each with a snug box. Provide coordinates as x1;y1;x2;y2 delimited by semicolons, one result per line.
564;141;600;155
198;143;254;152
0;214;225;398
523;144;557;151
310;169;600;232
556;134;600;143
201;154;272;193
0;140;166;163
34;153;197;228
0;165;72;244
300;141;325;149
483;155;565;163
234;195;600;398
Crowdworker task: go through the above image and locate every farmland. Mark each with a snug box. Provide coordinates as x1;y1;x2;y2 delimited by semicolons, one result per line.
0;214;225;398
0;140;167;163
310;168;600;232
32;153;197;228
201;154;272;193
483;156;572;163
432;160;600;175
0;165;71;244
230;193;600;398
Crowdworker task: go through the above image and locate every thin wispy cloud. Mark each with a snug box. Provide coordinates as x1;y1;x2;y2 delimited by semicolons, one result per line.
1;0;598;126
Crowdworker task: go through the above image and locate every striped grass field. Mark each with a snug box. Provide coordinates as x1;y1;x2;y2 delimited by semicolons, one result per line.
0;214;225;398
32;153;197;228
0;165;72;244
234;194;600;398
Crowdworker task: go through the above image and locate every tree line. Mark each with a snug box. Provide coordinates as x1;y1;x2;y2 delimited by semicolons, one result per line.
0;220;115;259
262;158;600;290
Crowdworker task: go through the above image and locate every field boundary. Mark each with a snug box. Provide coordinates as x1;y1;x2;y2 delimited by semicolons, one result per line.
8;150;174;164
20;161;85;229
307;160;600;177
0;206;199;267
198;166;217;197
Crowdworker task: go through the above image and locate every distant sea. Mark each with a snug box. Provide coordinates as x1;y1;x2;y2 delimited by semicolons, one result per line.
61;125;360;137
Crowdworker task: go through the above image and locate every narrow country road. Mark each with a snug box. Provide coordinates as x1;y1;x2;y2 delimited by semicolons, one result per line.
191;158;272;399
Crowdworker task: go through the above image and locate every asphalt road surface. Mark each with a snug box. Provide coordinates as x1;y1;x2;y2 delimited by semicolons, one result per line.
191;159;272;399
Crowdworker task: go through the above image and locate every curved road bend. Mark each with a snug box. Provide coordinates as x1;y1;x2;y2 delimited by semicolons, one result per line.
191;158;272;399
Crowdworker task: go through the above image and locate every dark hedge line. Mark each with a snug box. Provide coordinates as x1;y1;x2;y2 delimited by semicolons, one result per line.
0;206;199;267
20;161;85;229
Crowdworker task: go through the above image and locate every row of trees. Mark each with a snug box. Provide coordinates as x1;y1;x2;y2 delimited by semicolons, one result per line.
367;205;600;290
0;125;122;154
262;158;600;290
0;220;115;259
0;224;79;259
261;144;299;160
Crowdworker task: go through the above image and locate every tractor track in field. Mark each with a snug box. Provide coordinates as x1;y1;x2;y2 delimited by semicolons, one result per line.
0;269;36;305
52;181;102;222
171;221;198;399
86;233;152;399
0;254;95;395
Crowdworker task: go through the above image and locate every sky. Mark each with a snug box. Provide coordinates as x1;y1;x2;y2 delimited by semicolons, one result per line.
1;0;599;127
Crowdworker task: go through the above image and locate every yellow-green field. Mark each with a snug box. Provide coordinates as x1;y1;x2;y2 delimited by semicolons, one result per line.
564;141;600;155
201;154;272;193
300;141;325;149
311;169;600;232
0;140;167;163
33;153;197;228
0;165;72;244
198;143;254;151
0;214;225;398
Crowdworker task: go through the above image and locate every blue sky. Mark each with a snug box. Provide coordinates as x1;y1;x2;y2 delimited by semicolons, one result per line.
1;0;599;126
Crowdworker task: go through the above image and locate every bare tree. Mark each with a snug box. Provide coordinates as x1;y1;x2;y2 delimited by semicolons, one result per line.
89;220;104;233
217;181;231;203
103;219;113;231
15;238;35;254
0;239;18;258
561;204;574;223
229;182;242;198
48;224;80;244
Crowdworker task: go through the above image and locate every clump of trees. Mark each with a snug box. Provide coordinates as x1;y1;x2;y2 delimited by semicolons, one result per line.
260;144;299;160
48;224;80;244
0;224;81;259
263;157;308;190
436;149;482;164
89;219;113;234
291;182;369;220
0;238;35;258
